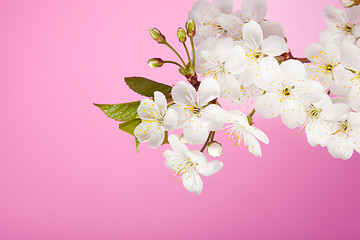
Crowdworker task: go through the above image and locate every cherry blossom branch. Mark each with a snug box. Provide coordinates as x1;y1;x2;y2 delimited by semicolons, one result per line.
280;51;311;63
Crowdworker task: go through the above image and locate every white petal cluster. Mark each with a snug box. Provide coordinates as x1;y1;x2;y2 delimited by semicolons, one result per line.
133;0;360;195
135;91;177;148
171;78;226;144
256;59;324;129
320;5;360;46
222;110;269;157
189;0;284;45
164;135;223;194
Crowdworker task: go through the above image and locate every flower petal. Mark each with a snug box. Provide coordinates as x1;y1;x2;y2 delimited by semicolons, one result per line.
248;126;269;144
148;127;165;148
182;172;203;195
305;119;332;147
340;42;360;70
323;5;347;26
260;20;284;38
137;99;159;119
327;132;354;160
242;20;263;50
349;87;360;111
172;81;197;106
261;35;288;57
183;117;209;144
280;59;306;86
346;5;360;23
213;0;233;14
168;134;189;157
154;91;167;116
255;92;282;119
294;80;324;103
198;77;220;106
280;99;306;129
134;122;156;142
164;150;184;172
201;104;226;131
241;0;267;22
196;160;224;176
163;108;178;131
243;131;262;157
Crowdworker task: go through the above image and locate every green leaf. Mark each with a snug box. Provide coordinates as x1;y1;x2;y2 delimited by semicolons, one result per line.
94;101;140;122
125;76;172;97
118;119;141;136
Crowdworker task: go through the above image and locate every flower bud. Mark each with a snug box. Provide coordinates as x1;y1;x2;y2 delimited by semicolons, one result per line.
148;58;164;68
341;0;360;7
149;28;166;44
177;27;187;43
185;19;196;37
207;141;223;158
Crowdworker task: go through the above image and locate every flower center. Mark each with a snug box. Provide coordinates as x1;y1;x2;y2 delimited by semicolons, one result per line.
253;52;262;59
175;157;197;175
307;104;322;118
191;105;201;115
343;24;354;33
282;86;294;96
340;120;349;132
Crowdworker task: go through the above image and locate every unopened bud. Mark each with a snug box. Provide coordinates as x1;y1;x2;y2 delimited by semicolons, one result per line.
177;27;187;43
341;0;360;7
148;58;164;68
207;141;223;158
149;28;166;44
185;19;196;37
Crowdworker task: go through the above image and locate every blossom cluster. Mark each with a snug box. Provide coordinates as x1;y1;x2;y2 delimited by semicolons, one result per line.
96;0;360;195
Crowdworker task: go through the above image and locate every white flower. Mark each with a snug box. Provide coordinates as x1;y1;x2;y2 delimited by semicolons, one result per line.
188;0;234;45
320;4;360;45
305;43;346;91
171;78;226;144
302;94;349;147
195;37;247;98
327;111;360;160
231;72;263;105
238;0;285;38
334;42;360;111
135;91;177;148
255;58;324;129
164;135;224;195
239;21;288;88
222;110;269;157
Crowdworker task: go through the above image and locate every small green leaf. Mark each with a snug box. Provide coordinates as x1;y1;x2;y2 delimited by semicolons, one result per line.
94;101;140;122
118;119;141;136
125;76;172;97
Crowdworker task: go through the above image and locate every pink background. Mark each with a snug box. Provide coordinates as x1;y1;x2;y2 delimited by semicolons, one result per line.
1;0;359;239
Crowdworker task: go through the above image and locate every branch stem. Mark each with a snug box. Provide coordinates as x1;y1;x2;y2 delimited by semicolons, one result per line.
165;42;186;67
164;61;185;69
190;37;196;67
200;131;214;152
183;42;191;63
